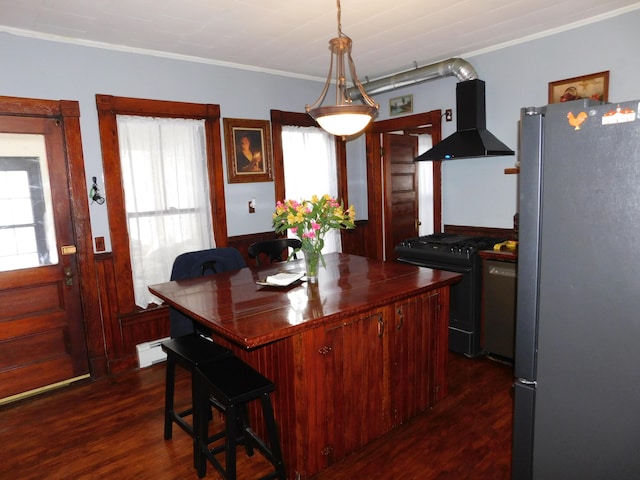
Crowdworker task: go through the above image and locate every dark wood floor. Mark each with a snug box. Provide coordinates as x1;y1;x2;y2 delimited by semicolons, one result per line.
0;352;514;480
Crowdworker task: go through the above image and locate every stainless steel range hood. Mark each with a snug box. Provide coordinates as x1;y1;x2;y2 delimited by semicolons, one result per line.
415;79;514;161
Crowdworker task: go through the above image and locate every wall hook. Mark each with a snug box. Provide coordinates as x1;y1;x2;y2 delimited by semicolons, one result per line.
90;176;106;205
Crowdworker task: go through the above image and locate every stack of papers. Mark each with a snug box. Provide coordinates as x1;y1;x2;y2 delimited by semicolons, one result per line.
258;272;304;287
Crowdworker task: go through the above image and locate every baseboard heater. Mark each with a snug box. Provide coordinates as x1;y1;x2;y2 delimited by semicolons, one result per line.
136;337;170;368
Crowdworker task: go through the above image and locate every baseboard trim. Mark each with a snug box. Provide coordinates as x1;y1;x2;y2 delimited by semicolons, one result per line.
0;373;91;406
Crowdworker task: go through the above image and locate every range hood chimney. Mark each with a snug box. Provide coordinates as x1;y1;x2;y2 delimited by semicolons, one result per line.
415;79;514;161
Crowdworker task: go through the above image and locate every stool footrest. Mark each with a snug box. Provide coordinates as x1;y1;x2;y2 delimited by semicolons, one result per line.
166;407;194;438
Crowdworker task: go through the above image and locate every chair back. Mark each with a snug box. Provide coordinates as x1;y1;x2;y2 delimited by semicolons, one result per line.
169;247;247;337
248;238;302;266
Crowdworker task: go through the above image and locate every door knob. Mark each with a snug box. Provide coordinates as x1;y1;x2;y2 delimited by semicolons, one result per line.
64;267;73;286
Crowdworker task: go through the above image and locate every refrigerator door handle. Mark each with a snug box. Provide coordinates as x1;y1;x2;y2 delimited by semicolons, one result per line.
514;110;544;382
517;378;537;386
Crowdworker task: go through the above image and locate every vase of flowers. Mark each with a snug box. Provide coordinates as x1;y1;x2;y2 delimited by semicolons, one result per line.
272;194;356;282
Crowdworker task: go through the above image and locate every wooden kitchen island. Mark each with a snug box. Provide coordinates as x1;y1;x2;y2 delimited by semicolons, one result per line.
149;253;460;479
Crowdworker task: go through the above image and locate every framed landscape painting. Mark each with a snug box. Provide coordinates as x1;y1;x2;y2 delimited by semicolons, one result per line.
389;94;413;116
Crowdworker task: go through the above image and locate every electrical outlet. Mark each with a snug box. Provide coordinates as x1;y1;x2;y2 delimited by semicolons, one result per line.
95;236;106;252
445;109;453;122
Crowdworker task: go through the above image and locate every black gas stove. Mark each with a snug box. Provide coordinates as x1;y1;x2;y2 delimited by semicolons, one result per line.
396;233;505;357
396;233;501;265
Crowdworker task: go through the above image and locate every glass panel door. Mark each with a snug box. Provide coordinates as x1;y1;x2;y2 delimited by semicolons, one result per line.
0;133;58;271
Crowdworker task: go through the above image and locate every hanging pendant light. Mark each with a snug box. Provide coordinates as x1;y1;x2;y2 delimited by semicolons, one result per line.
306;0;379;137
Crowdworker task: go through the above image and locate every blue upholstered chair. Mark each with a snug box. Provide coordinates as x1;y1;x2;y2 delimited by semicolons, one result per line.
169;247;247;338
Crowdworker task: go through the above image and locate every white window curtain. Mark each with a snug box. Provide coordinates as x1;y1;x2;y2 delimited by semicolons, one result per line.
281;125;341;254
418;135;434;236
117;115;215;308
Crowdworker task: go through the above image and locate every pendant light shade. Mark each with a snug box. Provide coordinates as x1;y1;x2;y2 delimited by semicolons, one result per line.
306;1;379;137
312;104;377;137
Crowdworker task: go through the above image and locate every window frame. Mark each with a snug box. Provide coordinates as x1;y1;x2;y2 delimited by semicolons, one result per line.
96;95;227;312
270;110;348;207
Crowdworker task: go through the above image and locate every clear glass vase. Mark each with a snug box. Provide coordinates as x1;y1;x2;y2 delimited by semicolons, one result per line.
303;248;321;283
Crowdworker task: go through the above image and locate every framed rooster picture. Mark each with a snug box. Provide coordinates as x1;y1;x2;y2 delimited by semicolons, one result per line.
548;71;609;104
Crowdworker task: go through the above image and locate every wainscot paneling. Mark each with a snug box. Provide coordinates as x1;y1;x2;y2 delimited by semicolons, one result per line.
94;253;171;374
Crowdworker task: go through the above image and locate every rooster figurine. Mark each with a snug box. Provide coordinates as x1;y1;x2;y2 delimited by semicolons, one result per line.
567;111;588;130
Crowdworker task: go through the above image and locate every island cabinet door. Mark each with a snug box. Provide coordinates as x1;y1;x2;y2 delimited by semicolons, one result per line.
297;308;389;475
390;290;443;426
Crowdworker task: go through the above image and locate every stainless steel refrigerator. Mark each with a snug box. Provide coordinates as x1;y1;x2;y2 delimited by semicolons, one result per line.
512;99;640;479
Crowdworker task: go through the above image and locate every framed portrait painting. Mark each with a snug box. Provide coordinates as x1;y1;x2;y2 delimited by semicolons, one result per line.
224;118;273;183
548;71;609;104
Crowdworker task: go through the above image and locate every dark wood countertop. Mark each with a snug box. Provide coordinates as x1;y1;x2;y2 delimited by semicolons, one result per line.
149;253;461;349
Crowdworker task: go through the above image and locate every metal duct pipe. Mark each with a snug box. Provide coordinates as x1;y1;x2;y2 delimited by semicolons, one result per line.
348;57;478;100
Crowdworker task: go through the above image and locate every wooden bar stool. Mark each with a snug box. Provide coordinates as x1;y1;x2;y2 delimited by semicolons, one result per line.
161;333;231;466
194;355;286;480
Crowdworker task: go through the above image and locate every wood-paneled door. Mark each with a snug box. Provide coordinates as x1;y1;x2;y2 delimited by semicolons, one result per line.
383;133;419;261
0;100;91;402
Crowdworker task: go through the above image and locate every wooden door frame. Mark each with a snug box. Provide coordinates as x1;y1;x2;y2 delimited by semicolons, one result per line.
365;110;442;260
0;95;104;376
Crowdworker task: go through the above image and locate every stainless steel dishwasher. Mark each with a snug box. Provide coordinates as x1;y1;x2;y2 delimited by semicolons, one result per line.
482;259;517;359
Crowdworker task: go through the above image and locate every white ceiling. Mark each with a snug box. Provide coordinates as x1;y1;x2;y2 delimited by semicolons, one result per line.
1;0;639;80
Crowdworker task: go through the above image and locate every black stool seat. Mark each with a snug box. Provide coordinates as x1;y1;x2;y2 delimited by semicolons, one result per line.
162;334;231;373
195;355;286;480
162;333;231;466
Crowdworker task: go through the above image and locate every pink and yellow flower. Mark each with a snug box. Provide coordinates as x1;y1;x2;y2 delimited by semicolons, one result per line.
272;194;356;262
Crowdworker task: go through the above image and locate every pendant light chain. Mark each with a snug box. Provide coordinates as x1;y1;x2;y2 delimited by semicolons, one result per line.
305;0;380;137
